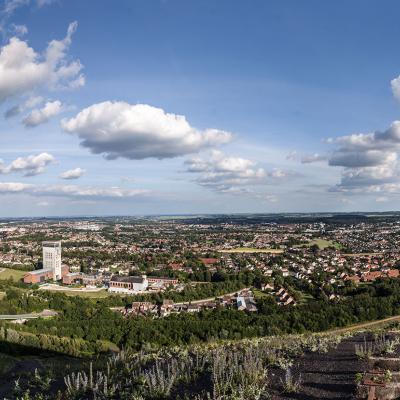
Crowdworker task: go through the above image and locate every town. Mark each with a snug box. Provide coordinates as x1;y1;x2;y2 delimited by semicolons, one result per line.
1;214;400;318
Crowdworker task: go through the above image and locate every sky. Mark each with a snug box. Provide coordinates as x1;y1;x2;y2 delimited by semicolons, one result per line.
1;0;400;216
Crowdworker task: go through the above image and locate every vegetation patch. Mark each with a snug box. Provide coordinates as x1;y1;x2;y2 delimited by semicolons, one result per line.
0;268;25;281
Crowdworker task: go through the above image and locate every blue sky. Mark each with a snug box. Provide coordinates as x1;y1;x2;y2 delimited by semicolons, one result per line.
1;0;400;216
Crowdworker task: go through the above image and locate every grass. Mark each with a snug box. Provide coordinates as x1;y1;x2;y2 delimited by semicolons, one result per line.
0;268;26;281
40;287;110;298
253;289;273;300
298;292;314;305
64;289;110;298
219;247;284;254
296;239;342;250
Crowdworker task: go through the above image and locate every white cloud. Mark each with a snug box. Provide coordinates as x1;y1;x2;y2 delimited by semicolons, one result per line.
326;121;400;192
286;151;327;164
61;101;232;160
0;0;54;37
185;150;294;193
2;0;29;16
4;95;43;118
0;21;84;102
391;75;400;101
301;153;327;164
11;23;27;36
60;167;85;180
22;100;63;127
2;0;56;15
0;152;54;176
0;182;150;200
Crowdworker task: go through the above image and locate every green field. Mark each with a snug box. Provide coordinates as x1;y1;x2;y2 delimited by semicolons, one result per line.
0;268;25;281
219;247;284;254
297;239;342;250
40;287;110;298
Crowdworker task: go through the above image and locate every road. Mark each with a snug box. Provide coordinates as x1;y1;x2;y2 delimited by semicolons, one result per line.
0;309;58;320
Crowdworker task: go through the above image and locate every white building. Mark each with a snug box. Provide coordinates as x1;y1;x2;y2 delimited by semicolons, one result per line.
108;275;149;294
42;241;62;280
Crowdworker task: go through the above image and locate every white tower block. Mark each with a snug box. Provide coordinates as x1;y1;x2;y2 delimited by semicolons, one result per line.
42;241;62;280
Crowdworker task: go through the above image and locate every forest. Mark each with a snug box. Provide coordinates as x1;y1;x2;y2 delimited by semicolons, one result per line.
1;278;400;356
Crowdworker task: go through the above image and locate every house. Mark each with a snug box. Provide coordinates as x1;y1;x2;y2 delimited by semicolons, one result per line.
362;271;384;282
62;273;103;286
261;283;274;291
200;258;219;266
147;276;178;286
236;296;246;311
387;269;400;278
187;304;200;312
168;263;184;271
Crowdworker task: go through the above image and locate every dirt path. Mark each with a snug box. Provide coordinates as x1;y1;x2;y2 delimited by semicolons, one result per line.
329;315;400;334
0;309;57;320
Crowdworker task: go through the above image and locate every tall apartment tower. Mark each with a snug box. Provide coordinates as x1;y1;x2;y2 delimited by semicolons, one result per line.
42;241;62;280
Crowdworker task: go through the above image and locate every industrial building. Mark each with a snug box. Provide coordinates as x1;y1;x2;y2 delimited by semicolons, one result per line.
108;275;149;293
23;241;68;284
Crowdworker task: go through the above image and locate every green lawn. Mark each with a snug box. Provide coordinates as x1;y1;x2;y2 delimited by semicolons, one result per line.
296;239;342;250
252;289;273;300
219;247;284;254
0;268;26;281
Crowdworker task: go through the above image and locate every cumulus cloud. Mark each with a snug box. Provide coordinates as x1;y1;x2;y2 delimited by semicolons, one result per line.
61;101;232;160
60;167;85;180
326;121;400;192
0;21;84;102
4;95;43;118
0;152;54;176
22;100;63;127
184;150;294;193
0;182;150;200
